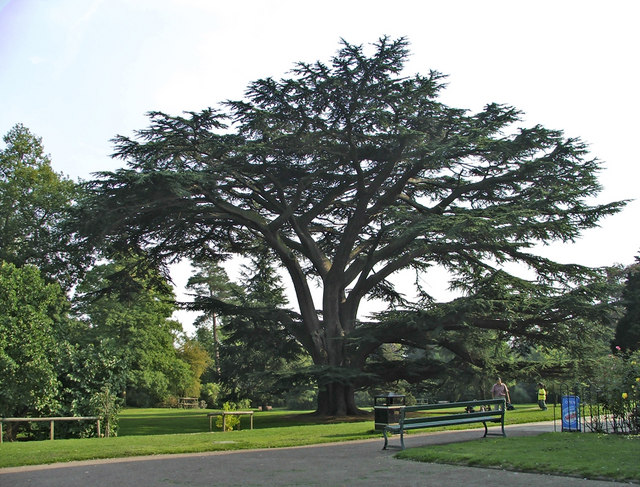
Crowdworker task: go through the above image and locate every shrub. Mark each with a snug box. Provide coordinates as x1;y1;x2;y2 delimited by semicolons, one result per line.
201;383;221;408
160;396;180;408
90;386;121;437
215;402;240;431
589;349;640;434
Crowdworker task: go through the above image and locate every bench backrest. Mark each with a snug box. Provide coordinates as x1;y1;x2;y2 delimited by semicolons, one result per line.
404;398;505;413
399;398;505;424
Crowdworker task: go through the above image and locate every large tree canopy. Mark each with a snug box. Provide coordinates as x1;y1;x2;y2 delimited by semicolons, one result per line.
0;124;80;289
77;38;624;414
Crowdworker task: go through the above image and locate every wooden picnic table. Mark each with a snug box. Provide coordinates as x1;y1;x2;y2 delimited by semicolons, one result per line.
178;397;199;408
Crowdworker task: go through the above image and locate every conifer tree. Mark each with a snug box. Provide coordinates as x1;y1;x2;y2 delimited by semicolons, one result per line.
77;38;624;414
614;257;640;352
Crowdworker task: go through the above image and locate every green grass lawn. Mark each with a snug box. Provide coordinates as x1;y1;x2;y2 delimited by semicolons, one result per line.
0;417;378;468
397;432;640;483
116;407;346;436
116;403;555;437
7;402;629;483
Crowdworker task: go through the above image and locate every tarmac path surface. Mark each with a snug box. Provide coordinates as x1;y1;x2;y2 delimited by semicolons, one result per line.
0;422;632;486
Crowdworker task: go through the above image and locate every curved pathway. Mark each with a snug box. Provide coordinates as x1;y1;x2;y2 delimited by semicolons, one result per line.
0;422;629;486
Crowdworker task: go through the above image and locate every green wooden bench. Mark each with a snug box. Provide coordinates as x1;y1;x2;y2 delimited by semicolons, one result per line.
382;398;507;450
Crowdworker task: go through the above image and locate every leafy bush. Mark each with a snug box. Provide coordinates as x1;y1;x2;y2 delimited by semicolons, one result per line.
234;398;252;409
89;387;121;437
160;396;180;408
215;402;240;431
589;349;640;433
201;383;221;408
511;382;537;403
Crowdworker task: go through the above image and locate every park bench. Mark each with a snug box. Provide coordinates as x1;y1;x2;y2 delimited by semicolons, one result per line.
382;398;506;450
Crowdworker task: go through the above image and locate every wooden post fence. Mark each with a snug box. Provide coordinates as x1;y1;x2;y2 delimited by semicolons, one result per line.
0;417;101;443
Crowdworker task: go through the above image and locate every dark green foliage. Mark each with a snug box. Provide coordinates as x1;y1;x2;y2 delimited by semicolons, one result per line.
55;338;128;438
76;37;624;415
217;250;308;407
614;257;640;352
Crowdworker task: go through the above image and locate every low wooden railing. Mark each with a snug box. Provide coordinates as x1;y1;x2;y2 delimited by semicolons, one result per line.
0;416;102;443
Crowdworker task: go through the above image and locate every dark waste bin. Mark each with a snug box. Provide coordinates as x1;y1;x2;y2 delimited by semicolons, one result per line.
374;393;406;431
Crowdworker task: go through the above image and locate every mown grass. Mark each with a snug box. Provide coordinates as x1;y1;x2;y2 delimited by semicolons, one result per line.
0;403;555;470
0;419;377;468
397;432;640;483
117;408;345;436
116;403;555;437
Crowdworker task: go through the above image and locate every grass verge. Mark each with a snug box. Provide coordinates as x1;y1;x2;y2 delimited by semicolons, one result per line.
0;421;377;468
397;432;640;483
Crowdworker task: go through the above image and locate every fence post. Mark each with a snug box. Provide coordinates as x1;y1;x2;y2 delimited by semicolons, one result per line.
50;420;55;440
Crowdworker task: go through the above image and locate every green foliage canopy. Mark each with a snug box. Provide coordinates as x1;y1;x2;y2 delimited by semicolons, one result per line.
0;262;65;418
0;124;81;289
74;257;193;406
614;257;640;352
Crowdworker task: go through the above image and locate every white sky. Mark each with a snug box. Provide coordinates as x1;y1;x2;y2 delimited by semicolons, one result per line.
2;0;639;332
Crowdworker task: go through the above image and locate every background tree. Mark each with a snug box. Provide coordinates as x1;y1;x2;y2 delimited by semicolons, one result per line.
0;124;81;289
1;125;129;439
217;250;307;408
74;255;192;407
178;338;212;398
186;261;240;375
614;256;640;352
0;262;65;439
77;37;624;415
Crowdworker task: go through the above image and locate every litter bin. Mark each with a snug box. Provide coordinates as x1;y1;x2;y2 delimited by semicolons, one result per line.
561;395;581;432
374;393;406;431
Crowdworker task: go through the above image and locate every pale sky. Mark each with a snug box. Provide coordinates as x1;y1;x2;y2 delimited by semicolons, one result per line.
2;0;639;332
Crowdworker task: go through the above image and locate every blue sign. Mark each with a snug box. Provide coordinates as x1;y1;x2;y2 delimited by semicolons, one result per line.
561;395;581;431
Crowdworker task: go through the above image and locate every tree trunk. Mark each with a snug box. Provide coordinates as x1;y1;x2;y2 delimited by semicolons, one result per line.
211;310;221;374
315;381;364;416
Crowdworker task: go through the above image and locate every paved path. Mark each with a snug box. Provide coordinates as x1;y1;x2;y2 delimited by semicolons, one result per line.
0;422;630;486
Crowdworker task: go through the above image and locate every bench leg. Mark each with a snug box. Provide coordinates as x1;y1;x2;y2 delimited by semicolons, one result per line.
482;421;488;438
382;430;389;450
400;431;405;450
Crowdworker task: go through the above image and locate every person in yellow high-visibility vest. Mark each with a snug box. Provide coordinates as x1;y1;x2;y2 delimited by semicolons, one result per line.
537;383;548;410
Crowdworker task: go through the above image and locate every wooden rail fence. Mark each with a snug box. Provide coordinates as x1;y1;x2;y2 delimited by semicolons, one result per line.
0;416;102;443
